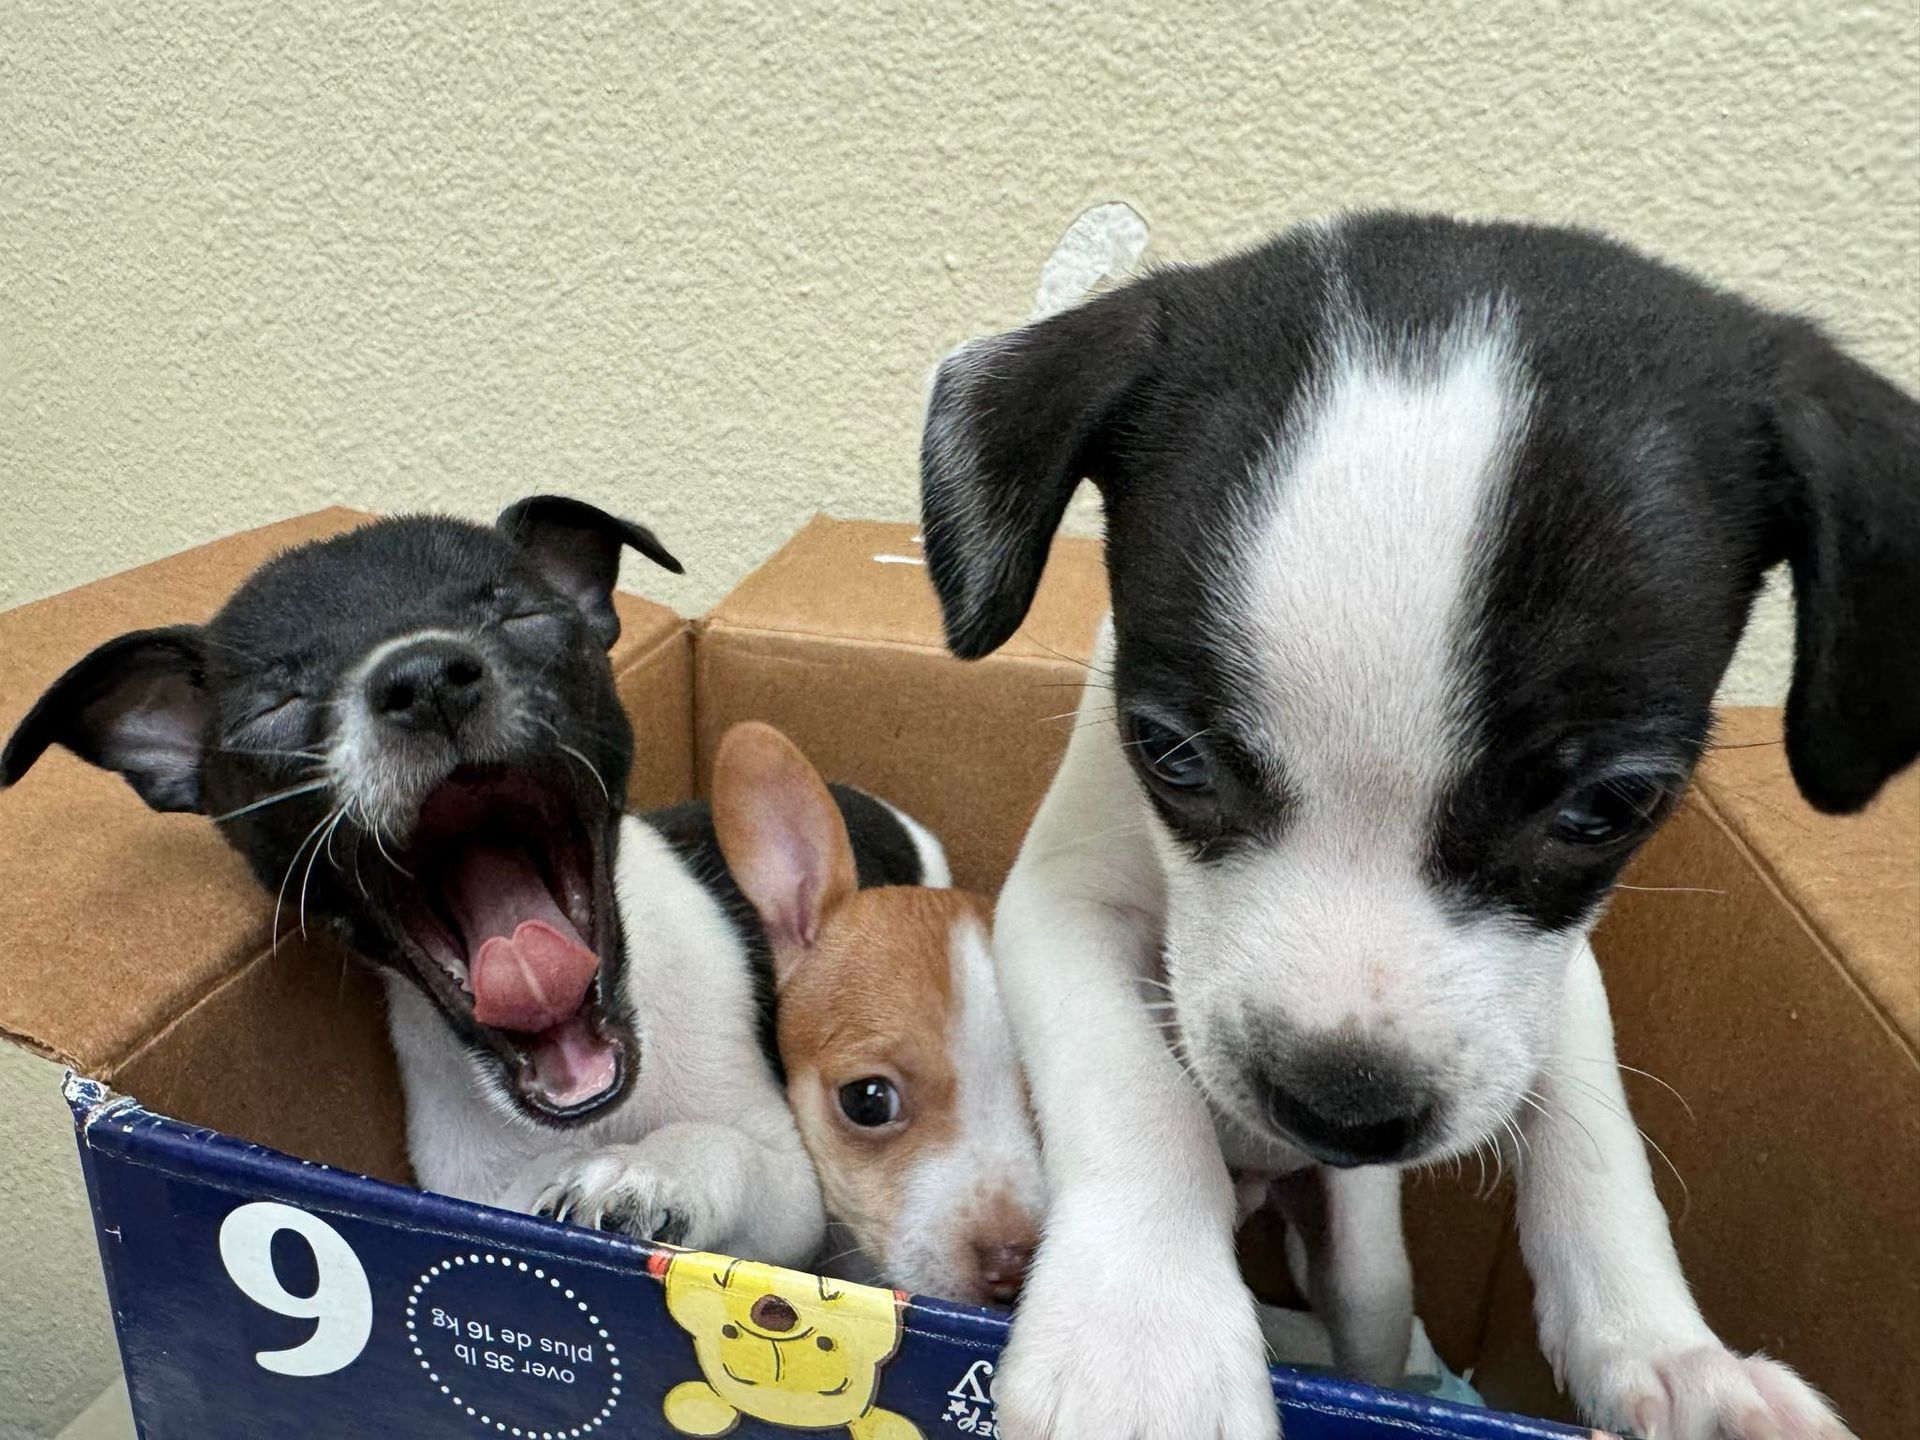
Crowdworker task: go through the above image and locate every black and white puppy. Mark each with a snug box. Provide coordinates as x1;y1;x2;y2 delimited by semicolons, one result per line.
920;214;1915;1440
2;498;942;1266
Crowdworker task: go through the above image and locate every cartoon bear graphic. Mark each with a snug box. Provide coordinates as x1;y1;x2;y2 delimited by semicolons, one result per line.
650;1250;922;1439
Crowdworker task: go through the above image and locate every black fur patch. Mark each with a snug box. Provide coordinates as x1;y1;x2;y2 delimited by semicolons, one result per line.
646;784;937;1075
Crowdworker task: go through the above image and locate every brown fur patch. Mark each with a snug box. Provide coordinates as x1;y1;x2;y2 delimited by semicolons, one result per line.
776;886;992;1262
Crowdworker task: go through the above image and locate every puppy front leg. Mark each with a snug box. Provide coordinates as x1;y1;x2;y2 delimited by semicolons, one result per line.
989;620;1277;1440
504;1121;824;1267
1273;1166;1413;1386
1520;941;1851;1440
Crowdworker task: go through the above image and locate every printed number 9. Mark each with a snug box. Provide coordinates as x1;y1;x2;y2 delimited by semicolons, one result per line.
217;1202;373;1376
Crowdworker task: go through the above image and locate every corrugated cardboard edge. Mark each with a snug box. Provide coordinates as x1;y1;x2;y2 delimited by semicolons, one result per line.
613;605;698;809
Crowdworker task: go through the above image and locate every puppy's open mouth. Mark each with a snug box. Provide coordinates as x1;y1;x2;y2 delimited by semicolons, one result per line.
397;767;632;1121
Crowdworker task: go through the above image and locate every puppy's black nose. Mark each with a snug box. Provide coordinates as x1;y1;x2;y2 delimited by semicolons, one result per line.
365;638;489;738
1252;1040;1434;1168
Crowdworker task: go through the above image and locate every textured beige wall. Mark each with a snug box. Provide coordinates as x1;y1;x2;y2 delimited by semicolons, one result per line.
1;3;1915;1434
0;1049;119;1440
4;2;1918;694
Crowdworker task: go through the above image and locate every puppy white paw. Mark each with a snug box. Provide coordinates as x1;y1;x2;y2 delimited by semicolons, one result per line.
530;1146;718;1250
990;1238;1278;1440
1576;1342;1852;1440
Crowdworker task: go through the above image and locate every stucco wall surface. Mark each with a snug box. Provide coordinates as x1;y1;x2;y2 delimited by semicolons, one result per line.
3;1;1917;697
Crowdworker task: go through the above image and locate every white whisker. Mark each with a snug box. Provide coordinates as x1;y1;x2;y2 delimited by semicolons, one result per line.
298;806;348;939
1545;1068;1687;1210
557;743;610;803
1596;1056;1696;1123
534;717;613;804
211;781;328;824
345;810;371;901
1613;883;1727;896
216;744;327;763
272;808;339;956
370;818;414;879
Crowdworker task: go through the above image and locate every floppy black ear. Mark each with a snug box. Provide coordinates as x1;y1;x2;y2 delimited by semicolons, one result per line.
1772;321;1920;813
496;495;684;650
919;283;1159;659
1;626;213;813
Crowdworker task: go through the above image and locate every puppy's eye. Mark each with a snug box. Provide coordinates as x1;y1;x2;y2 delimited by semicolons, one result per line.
1127;714;1213;793
837;1078;902;1128
239;694;309;736
1552;774;1672;846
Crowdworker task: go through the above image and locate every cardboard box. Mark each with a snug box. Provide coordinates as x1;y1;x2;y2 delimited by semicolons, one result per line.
4;513;1913;1437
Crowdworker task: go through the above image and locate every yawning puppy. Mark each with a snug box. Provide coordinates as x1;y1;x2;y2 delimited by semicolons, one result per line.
920;214;1914;1439
5;499;835;1264
710;721;1045;1309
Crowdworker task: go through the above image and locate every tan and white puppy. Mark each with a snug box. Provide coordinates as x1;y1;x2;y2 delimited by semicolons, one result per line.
711;721;1045;1309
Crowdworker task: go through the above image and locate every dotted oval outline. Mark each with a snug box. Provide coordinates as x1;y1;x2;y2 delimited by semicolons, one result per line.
405;1252;623;1438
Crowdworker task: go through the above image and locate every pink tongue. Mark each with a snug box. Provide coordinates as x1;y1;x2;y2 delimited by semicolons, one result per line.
444;847;599;1034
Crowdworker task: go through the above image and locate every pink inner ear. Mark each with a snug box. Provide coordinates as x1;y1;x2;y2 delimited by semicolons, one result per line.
90;674;208;775
736;814;828;956
782;874;821;950
711;724;855;972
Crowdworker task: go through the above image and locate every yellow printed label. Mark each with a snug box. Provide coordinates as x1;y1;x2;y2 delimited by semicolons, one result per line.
650;1250;922;1439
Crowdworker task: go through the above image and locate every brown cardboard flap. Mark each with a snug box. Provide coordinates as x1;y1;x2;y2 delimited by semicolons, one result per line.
0;765;266;1070
708;514;1110;665
1695;709;1919;1053
699;517;1108;893
112;932;412;1185
617;622;695;812
0;510;375;1071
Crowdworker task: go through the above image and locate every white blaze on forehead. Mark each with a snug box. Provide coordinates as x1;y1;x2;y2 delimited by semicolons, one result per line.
1168;306;1559;1138
889;912;1044;1291
945;914;1033;1150
1226;306;1531;822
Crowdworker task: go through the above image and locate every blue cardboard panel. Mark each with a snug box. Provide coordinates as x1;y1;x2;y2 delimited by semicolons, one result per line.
67;1075;1592;1440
